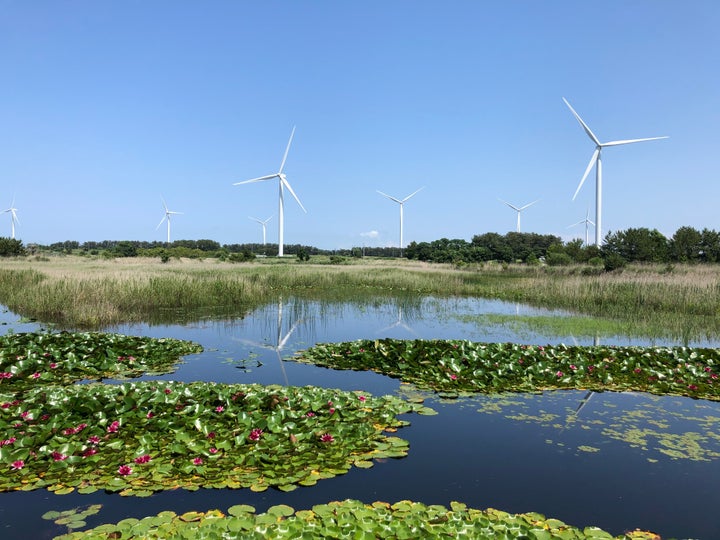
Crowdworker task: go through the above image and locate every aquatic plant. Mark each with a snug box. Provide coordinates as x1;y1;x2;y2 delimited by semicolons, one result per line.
297;339;720;400
54;499;660;539
0;381;433;496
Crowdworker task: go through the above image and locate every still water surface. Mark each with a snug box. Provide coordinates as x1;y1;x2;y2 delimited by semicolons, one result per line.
1;297;719;539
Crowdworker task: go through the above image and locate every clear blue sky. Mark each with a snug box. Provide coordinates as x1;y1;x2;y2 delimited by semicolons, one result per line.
1;1;718;249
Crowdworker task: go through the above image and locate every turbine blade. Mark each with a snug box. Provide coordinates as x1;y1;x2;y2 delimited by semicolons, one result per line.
377;191;402;204
278;126;296;174
402;186;425;202
282;177;306;213
602;136;669;147
160;196;168;212
498;198;520;211
519;199;540;211
156;216;167;229
563;97;601;146
572;148;600;201
234;174;278;185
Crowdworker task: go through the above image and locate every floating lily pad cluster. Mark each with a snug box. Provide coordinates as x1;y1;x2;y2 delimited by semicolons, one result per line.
296;339;720;400
0;332;203;390
0;381;432;496
54;499;661;540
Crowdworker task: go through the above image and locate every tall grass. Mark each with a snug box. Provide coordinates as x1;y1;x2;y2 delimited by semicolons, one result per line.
0;256;718;340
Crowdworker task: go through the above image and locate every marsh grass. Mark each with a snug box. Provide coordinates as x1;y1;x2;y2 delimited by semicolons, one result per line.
0;256;718;340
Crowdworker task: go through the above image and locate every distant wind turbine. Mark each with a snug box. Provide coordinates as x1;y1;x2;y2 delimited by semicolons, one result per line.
568;208;595;247
234;127;306;257
156;197;182;244
377;187;424;256
249;215;273;245
563;97;668;247
2;197;19;239
498;199;539;233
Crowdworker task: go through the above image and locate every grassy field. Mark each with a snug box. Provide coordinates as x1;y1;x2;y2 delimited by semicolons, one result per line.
0;254;718;340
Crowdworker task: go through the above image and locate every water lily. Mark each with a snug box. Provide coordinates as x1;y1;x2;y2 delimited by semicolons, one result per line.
449;374;458;380
0;437;16;447
88;435;101;445
248;428;263;442
107;420;120;433
358;395;367;402
209;447;218;454
555;371;564;378
51;451;67;461
192;457;203;465
30;372;40;379
10;460;24;470
134;454;151;464
49;362;58;369
118;465;132;476
215;406;224;413
83;448;98;457
146;411;155;418
320;433;334;443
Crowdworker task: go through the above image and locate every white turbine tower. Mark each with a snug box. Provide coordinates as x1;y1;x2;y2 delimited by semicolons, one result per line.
568;209;595;247
2;198;19;239
249;215;272;245
234;127;306;257
377;187;424;256
563;97;668;247
156;197;182;244
498;199;539;233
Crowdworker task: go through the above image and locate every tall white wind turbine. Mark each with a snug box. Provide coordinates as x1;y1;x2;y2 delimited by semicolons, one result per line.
234;127;306;257
563;97;668;247
568;208;595;247
249;215;273;245
498;199;539;233
377;187;424;256
2;198;19;239
156;197;182;244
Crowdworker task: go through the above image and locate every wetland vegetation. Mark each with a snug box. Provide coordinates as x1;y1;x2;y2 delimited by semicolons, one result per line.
0;255;718;342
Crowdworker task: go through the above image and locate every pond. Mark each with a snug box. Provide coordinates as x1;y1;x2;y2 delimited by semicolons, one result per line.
1;296;719;539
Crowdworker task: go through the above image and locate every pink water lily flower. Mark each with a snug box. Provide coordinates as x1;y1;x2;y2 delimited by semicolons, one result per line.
192;457;203;465
107;421;120;433
320;433;334;443
248;428;263;442
215;406;224;413
11;460;24;470
118;465;132;476
134;454;152;464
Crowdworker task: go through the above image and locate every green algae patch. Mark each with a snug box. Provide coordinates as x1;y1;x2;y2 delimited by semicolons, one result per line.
0;382;432;495
0;332;203;389
54;499;661;539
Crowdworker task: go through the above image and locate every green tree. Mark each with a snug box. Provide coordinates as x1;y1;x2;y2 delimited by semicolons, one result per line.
670;226;703;262
0;237;25;256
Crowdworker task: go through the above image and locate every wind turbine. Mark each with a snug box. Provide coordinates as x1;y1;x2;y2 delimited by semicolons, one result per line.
234;127;306;257
377;187;424;256
156;197;182;244
249;216;273;245
498;199;539;233
568;208;595;247
563;97;668;247
2;197;19;239
233;297;301;386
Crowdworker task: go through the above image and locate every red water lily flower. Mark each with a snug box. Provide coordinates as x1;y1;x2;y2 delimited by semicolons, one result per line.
320;433;334;443
51;451;67;461
209;447;218;454
248;428;263;442
118;465;132;476
192;457;203;465
215;406;224;413
134;454;151;464
11;460;24;470
358;395;366;402
107;421;120;433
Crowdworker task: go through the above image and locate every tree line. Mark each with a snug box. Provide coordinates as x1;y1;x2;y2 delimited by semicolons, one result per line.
405;226;720;268
1;226;718;267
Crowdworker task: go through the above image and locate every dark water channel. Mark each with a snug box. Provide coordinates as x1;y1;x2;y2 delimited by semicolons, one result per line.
1;297;719;539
